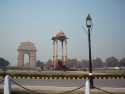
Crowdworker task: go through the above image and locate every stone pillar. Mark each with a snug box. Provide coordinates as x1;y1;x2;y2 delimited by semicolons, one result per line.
29;51;36;67
52;40;56;69
61;41;64;65
18;50;24;67
64;40;68;64
56;40;58;65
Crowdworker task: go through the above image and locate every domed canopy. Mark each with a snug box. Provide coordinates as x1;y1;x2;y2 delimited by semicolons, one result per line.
56;31;65;37
52;31;68;41
18;42;36;51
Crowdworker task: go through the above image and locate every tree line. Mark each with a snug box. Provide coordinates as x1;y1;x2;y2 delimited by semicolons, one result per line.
66;57;125;69
38;57;125;70
0;57;125;70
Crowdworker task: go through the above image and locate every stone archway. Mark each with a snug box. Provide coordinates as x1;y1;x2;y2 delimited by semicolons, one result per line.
17;42;36;67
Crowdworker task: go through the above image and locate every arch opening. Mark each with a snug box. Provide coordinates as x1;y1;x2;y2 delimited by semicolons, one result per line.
24;54;30;66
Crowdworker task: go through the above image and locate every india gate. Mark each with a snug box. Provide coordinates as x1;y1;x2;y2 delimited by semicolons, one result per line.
17;42;36;67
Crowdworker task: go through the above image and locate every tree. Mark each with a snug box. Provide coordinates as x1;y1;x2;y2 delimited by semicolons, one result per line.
0;57;9;74
119;57;125;67
93;58;104;68
36;60;45;70
36;60;44;66
66;59;78;69
105;57;119;67
0;57;9;68
79;59;89;69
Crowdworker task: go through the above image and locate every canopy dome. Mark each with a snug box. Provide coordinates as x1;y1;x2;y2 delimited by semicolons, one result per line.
52;31;68;41
55;31;65;37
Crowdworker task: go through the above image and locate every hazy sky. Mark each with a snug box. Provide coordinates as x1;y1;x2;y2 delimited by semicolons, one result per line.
0;0;125;65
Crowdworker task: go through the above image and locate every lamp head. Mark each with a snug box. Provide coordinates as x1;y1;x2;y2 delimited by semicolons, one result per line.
86;14;92;28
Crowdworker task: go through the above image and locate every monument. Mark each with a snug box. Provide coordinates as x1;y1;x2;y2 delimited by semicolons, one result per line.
17;42;36;67
52;31;68;69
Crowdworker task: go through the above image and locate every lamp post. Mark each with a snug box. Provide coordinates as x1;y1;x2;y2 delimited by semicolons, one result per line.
86;14;94;88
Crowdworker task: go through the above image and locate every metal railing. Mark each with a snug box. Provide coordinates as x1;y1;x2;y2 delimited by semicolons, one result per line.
1;75;120;94
2;75;90;94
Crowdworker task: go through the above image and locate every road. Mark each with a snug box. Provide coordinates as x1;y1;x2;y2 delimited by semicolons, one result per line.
14;79;125;88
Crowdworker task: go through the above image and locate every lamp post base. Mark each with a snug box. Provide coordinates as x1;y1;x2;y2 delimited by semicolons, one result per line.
90;78;94;88
89;73;94;88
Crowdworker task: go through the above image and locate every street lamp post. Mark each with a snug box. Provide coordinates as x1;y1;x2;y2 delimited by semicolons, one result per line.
86;14;94;88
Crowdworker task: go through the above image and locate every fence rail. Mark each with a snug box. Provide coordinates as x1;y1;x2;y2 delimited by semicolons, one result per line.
0;74;125;80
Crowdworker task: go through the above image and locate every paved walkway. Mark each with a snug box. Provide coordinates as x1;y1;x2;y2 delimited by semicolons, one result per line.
11;85;125;93
1;85;125;94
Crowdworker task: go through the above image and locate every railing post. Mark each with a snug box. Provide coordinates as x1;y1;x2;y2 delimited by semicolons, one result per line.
4;75;11;94
85;79;90;94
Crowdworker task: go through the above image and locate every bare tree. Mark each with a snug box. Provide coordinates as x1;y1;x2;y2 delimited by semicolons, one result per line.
105;57;119;67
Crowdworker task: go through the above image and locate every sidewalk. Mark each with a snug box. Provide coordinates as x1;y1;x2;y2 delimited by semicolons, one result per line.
11;85;125;94
1;85;125;94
